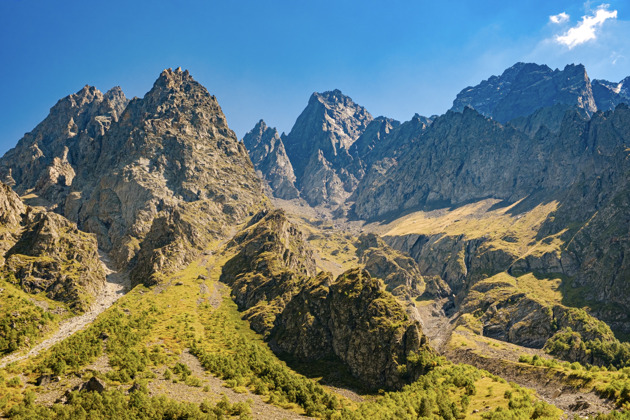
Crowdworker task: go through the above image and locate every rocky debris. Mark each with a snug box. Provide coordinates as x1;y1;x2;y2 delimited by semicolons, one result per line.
0;251;129;368
283;89;372;206
36;374;59;387
242;120;299;199
451;62;597;123
221;210;434;389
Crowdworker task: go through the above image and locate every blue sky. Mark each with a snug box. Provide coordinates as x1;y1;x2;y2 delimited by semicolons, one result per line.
0;0;628;154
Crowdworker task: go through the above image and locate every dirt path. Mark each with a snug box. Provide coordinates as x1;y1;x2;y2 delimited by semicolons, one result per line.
0;252;130;368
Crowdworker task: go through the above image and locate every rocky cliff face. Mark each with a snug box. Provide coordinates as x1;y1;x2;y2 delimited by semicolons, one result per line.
591;77;630;111
283;90;372;206
353;104;621;220
4;210;105;311
0;85;128;208
375;105;630;340
3;68;266;286
457;273;625;366
242;120;299;199
220;209;434;389
346;117;401;179
535;105;630;333
451;63;597;123
220;209;316;334
0;182;105;311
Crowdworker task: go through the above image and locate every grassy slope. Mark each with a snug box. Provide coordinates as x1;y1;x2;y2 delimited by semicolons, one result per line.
0;277;70;356
383;198;563;259
0;232;563;419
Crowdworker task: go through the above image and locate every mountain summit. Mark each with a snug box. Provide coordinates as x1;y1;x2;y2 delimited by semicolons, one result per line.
242;120;299;199
1;68;265;285
281;89;372;206
451;62;598;122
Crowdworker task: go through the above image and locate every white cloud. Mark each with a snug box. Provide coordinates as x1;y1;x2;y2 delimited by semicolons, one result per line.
555;5;617;49
549;12;570;24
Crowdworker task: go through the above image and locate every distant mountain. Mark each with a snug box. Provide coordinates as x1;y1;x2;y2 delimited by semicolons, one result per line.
591;76;630;111
2;64;630;417
242;120;299;200
283;89;373;206
451;62;598;123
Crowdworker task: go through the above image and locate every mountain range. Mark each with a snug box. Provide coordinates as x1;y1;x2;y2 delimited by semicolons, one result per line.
0;62;629;418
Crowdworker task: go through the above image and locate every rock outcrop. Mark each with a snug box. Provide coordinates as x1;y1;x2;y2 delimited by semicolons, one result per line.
275;268;433;390
356;233;426;299
0;182;105;311
457;272;628;366
220;209;316;334
0;183;26;251
221;209;434;389
283;90;373;206
242;120;299;199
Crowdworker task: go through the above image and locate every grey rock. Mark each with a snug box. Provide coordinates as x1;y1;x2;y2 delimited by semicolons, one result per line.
3;68;266;286
0;85;128;209
221;210;433;390
451;62;597;123
242;120;299;199
80;377;106;393
283;89;372;206
591;76;630;111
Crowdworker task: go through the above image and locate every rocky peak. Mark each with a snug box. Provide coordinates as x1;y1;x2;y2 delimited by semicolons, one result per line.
242;120;299;200
243;119;273;150
284;89;372;176
118;67;230;137
0;84;129;203
451;62;597;123
281;89;372;206
72;68;264;280
349;116;400;158
591;76;630;111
